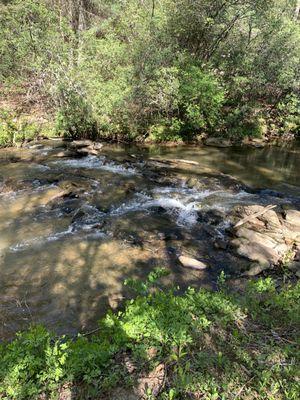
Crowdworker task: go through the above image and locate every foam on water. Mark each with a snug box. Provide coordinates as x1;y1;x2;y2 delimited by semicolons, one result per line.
109;185;267;227
33;163;51;171
71;204;106;228
50;155;137;175
0;183;57;200
110;187;215;226
9;226;74;252
8;222;107;253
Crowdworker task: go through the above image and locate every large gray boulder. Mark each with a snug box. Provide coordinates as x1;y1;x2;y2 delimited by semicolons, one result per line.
230;205;300;275
285;209;300;227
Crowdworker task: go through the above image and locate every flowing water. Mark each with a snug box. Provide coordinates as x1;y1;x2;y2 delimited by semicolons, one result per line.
0;140;299;339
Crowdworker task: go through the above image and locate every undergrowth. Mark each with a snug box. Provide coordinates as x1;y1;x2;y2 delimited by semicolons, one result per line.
0;109;54;147
0;270;299;399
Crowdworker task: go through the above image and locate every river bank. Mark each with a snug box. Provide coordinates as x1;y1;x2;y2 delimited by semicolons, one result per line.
1;131;299;150
0;274;299;400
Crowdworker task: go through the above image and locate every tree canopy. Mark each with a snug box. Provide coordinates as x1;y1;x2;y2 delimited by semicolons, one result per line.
0;0;299;142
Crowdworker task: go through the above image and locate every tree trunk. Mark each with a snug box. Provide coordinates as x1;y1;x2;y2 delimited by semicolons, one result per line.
295;0;300;20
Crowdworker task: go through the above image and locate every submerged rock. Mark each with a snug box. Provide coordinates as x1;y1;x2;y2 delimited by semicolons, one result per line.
185;173;246;193
71;207;89;223
46;187;76;204
0;178;36;194
69;140;94;149
55;150;80;158
202;223;219;237
243;263;269;276
57;178;94;197
77;147;99;156
68;140;103;156
204;137;231;147
70;205;106;232
148;206;167;214
213;238;228;250
178;255;207;270
71;205;101;224
197;209;225;225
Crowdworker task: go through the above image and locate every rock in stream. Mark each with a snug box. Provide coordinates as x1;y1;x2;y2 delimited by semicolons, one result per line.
229;205;300;275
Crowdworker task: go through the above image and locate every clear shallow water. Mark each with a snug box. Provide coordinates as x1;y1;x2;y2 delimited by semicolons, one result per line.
140;142;300;195
0;140;299;339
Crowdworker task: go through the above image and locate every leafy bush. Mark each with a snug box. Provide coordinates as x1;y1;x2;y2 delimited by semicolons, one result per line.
145;66;225;141
55;84;97;140
0;326;68;398
178;66;225;132
0;110;16;146
148;118;184;142
0;110;40;146
1;0;299;142
0;272;299;399
224;105;268;139
277;94;300;137
0;0;68;80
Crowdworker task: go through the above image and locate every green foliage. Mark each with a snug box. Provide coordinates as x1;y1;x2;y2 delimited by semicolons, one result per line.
55;84;97;140
0;274;299;399
277;94;300;136
75;32;134;138
178;66;225;131
224;105;267;139
1;0;299;143
0;0;70;80
0;109;40;146
148;118;184;142
124;267;170;295
66;336;114;385
145;66;225;141
0;110;16;146
0;326;68;398
245;277;300;327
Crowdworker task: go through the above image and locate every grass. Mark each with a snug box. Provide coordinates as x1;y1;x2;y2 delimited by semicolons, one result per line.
0;271;299;399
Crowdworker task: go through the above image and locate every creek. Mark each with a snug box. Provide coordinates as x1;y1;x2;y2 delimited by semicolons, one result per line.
0;140;299;339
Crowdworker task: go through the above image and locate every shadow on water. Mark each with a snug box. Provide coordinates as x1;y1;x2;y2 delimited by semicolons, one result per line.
0;140;299;341
0;207;214;340
0;169;212;340
141;141;300;195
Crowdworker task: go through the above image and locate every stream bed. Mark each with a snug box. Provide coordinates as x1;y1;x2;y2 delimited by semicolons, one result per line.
0;140;299;340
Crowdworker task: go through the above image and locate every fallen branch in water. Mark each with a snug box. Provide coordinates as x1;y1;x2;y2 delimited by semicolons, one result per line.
48;189;72;203
148;157;199;166
234;204;277;228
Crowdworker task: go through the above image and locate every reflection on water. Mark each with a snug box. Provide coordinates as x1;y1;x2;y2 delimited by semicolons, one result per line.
144;141;300;194
0;140;299;339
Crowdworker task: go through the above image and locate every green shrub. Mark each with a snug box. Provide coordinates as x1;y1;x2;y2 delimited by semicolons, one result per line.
178;66;225;132
0;326;69;399
55;83;98;140
277;94;300;136
0;110;15;146
146;66;225;141
148;118;184;142
0;273;299;399
0;110;40;146
224;105;267;139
